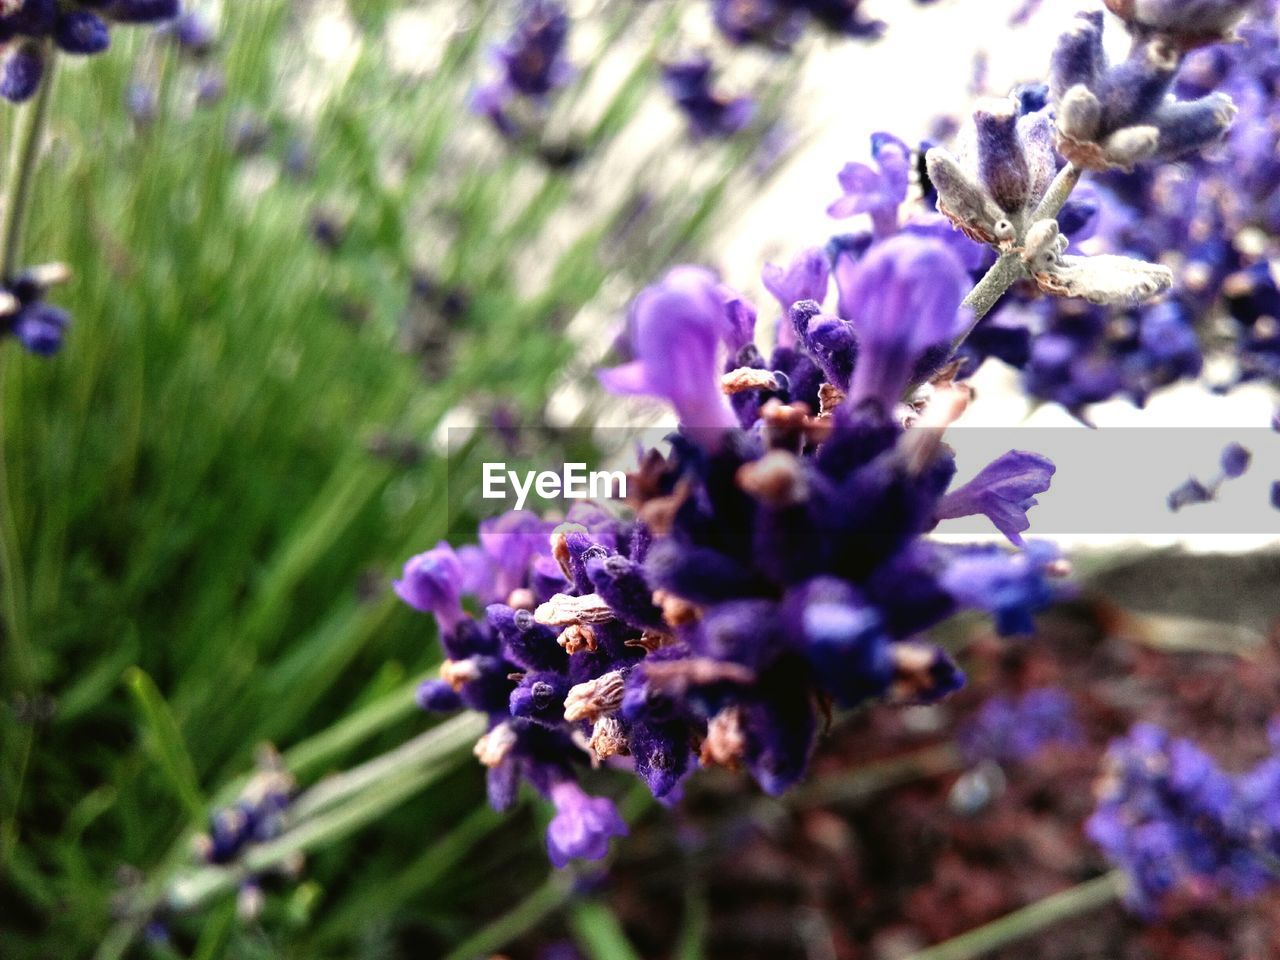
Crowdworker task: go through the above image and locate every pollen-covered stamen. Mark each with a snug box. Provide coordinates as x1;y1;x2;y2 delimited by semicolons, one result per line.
721;366;781;394
563;670;627;723
759;397;832;449
534;592;615;626
473;722;518;767
550;523;590;581
507;587;537;611
653;589;700;627
440;657;482;691
627;628;676;652
700;706;746;770
901;382;971;474
817;382;845;418
886;642;960;704
737;450;809;507
588;716;630;762
642;657;755;693
557;623;598;654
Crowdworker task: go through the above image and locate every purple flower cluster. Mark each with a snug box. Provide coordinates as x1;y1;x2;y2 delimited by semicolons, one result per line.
922;4;1280;414
0;0;181;102
709;0;882;49
471;0;572;138
661;57;754;141
195;764;292;866
1088;722;1280;915
1;262;71;356
399;218;1068;865
958;688;1079;767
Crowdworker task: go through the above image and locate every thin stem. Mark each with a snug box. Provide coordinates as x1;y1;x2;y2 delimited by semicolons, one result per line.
286;711;484;822
165;712;485;911
440;873;573;960
1;46;57;280
902;870;1126;960
948;162;1085;354
787;743;963;809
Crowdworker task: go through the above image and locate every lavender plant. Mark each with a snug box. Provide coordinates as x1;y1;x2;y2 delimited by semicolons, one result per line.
384;0;1260;877
946;1;1280;413
0;0;179;355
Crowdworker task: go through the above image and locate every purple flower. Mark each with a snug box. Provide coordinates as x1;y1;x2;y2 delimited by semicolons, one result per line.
828;133;912;238
599;266;738;436
471;0;572;136
763;248;829;350
1220;441;1251;479
939;541;1062;636
836;234;971;410
959;689;1078;766
936;450;1056;545
662;57;754;141
545;780;627;867
1086;723;1280;914
2;264;73;356
1050;11;1237;171
394;543;469;633
0;42;44;102
1103;0;1256;47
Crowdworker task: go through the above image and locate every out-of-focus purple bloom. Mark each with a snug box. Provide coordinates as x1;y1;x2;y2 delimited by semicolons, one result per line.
1167;476;1215;512
0;0;179;100
1220;441;1251;479
959;688;1079;766
1103;0;1256;48
598;266;738;435
762;247;829;348
828;133;911;238
545;780;627;867
2;263;72;356
939;541;1063;637
1088;723;1280;915
1049;10;1236;171
835;234;970;409
662;57;754;141
0;42;44;102
126;82;158;124
936;451;1056;545
471;0;572;137
394;543;469;633
709;0;882;48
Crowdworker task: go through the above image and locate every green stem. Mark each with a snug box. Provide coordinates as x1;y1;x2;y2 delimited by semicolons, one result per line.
949;162;1085;353
286;711;484;822
902;870;1126;960
167;712;485;911
1;46;57;280
787;743;963;810
440;873;574;960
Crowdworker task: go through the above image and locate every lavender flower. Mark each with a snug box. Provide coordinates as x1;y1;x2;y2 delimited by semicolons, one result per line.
546;780;628;867
661;57;754;141
709;0;882;48
935;450;1056;545
471;0;572;137
1;263;72;356
1088;723;1280;914
1049;10;1236;172
828;133;912;238
1103;0;1256;49
0;0;181;102
958;688;1079;767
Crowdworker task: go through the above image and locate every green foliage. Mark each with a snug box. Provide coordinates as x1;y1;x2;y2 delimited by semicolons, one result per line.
0;1;790;956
